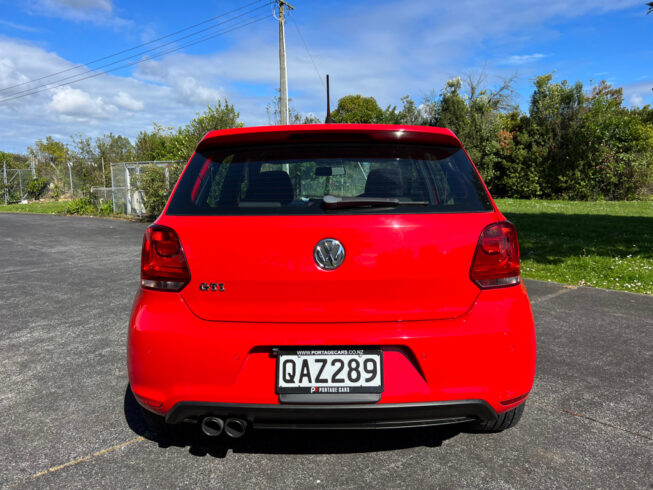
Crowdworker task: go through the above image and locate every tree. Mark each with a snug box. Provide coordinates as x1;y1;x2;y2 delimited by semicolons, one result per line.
577;82;653;199
0;151;28;170
635;105;653;125
492;76;653;200
397;96;426;125
72;133;135;189
526;74;586;197
647;2;653;14
330;94;385;123
301;114;321;124
430;77;470;135
381;96;426;125
422;74;517;189
134;102;243;215
173;100;243;160
134;124;177;162
28;136;69;188
73;133;134;164
137;101;243;163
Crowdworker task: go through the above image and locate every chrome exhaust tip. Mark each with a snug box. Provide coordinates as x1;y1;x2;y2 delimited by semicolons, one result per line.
224;418;248;438
200;416;224;437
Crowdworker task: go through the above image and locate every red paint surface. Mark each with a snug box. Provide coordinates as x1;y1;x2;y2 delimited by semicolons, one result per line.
128;284;536;414
165;212;494;323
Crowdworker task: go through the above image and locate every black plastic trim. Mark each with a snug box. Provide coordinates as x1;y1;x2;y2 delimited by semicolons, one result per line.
254;417;474;430
165;400;497;429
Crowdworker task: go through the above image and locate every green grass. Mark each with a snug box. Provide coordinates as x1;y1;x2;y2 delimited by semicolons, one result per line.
0;200;71;214
495;199;653;295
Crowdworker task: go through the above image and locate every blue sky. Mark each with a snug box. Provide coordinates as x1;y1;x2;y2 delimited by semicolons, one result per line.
0;0;651;153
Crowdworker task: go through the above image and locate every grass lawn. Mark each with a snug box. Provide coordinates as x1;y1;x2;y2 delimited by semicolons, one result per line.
495;199;653;295
0;201;71;214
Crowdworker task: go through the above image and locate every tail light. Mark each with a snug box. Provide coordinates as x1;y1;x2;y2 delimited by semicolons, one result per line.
470;221;520;288
141;225;190;292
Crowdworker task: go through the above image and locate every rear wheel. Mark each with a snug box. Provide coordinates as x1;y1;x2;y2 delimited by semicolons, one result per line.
471;403;525;432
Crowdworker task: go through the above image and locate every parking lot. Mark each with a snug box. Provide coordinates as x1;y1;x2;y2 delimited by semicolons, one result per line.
0;213;651;488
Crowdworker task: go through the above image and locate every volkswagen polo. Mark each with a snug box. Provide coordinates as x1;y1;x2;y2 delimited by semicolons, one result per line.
128;124;536;439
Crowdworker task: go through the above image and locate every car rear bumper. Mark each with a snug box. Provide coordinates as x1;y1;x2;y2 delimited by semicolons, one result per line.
128;283;536;418
165;400;497;429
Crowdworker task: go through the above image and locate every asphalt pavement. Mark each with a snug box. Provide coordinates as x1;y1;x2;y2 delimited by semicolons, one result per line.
0;213;651;489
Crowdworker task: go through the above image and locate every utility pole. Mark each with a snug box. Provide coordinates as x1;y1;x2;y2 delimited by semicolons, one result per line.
277;0;294;125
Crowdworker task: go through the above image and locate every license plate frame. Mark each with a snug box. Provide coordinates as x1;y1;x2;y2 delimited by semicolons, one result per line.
275;347;384;395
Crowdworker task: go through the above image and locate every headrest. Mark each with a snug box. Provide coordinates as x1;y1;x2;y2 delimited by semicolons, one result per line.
246;170;294;204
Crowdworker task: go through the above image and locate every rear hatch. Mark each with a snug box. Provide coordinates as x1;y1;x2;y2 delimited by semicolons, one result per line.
161;127;498;323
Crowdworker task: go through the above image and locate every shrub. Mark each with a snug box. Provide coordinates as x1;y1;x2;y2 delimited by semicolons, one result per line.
59;195;114;216
98;202;113;216
26;178;49;200
50;184;63;201
63;197;97;215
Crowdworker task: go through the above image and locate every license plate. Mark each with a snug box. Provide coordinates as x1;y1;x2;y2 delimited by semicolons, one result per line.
276;348;383;395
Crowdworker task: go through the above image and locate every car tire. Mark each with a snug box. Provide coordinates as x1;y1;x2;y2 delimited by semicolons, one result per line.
471;402;525;432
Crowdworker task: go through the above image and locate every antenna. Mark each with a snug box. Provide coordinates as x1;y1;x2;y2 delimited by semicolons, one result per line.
325;74;333;123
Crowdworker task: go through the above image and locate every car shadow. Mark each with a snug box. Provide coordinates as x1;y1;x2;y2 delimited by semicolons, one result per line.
124;385;463;458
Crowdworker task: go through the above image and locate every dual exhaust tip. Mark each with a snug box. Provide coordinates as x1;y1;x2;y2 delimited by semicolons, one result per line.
200;416;247;438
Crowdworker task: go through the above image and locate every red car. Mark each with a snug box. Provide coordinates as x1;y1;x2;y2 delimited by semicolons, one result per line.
128;124;536;439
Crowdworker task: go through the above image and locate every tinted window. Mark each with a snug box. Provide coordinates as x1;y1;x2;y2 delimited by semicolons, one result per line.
166;143;493;215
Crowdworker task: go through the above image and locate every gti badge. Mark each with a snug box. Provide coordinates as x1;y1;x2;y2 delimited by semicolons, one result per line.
199;283;225;292
314;238;345;270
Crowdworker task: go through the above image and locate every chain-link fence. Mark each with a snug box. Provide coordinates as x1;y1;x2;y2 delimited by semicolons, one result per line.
2;166;36;204
3;159;184;215
2;160;90;204
105;161;183;216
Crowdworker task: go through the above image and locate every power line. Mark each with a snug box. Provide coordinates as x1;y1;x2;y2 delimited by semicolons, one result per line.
1;4;271;100
290;12;325;90
0;14;269;104
0;0;270;94
0;0;271;94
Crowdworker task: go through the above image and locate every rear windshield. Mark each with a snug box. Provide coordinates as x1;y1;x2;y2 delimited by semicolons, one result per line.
166;143;493;215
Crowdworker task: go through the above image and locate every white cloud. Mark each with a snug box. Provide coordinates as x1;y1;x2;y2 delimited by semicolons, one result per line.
0;41;71;98
502;54;548;66
174;77;223;105
49;86;116;119
630;94;644;107
0;38;234;152
51;0;112;11
136;57;226;105
26;0;127;26
622;80;653;108
31;0;113;14
112;91;144;111
0;19;42;33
